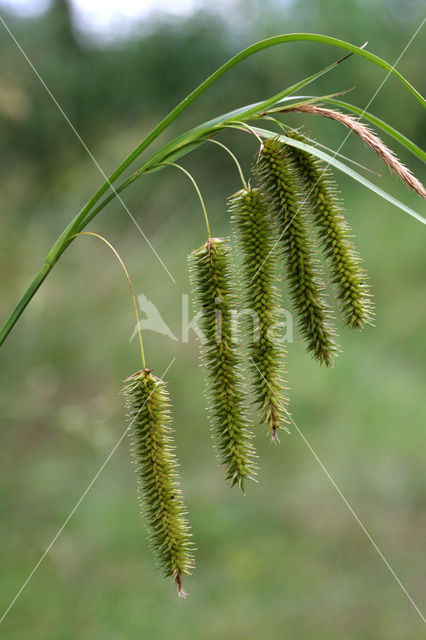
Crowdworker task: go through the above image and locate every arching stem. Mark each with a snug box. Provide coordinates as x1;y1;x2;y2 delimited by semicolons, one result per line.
226;120;264;144
162;162;212;239
207;139;247;188
73;231;146;369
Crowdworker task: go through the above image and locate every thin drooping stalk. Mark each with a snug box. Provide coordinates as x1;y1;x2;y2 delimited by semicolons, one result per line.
161;162;211;238
207;139;248;188
74;231;146;368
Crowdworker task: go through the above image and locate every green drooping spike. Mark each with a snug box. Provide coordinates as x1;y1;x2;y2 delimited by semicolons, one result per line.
229;187;290;440
123;369;195;597
189;238;257;490
256;137;338;366
285;130;374;330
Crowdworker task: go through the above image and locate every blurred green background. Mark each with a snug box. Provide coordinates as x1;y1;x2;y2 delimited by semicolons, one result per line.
0;1;425;638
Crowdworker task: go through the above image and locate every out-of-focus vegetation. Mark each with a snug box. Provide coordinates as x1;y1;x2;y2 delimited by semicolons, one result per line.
0;1;425;638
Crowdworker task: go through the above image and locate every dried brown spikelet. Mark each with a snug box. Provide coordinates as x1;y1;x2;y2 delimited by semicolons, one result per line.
285;104;426;198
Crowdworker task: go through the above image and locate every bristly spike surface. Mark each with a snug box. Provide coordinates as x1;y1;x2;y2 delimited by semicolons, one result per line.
229;187;290;438
285;130;374;330
123;369;195;594
256;137;338;366
189;237;257;490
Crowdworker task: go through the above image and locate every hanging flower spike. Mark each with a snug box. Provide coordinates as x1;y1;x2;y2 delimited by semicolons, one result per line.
123;369;195;596
189;238;257;490
256;137;338;366
285;129;374;330
229;187;290;440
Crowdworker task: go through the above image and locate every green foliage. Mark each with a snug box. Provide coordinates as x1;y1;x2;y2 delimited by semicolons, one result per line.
256;137;338;366
1;30;425;346
123;369;194;594
189;238;257;490
229;187;289;438
285;130;374;330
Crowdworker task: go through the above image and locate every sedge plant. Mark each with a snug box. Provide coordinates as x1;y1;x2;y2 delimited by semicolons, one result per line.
1;34;425;595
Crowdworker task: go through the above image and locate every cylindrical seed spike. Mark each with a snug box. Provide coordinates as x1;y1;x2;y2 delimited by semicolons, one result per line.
256;137;338;366
229;187;290;439
285;130;374;330
189;237;257;489
123;369;195;595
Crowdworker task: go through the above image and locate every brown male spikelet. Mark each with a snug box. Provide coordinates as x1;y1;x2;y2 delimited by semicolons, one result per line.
285;104;426;199
123;369;195;597
229;187;290;440
189;237;257;490
285;129;374;329
256;137;338;366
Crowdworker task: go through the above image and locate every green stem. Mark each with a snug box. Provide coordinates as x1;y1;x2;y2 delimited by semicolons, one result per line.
0;263;51;346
